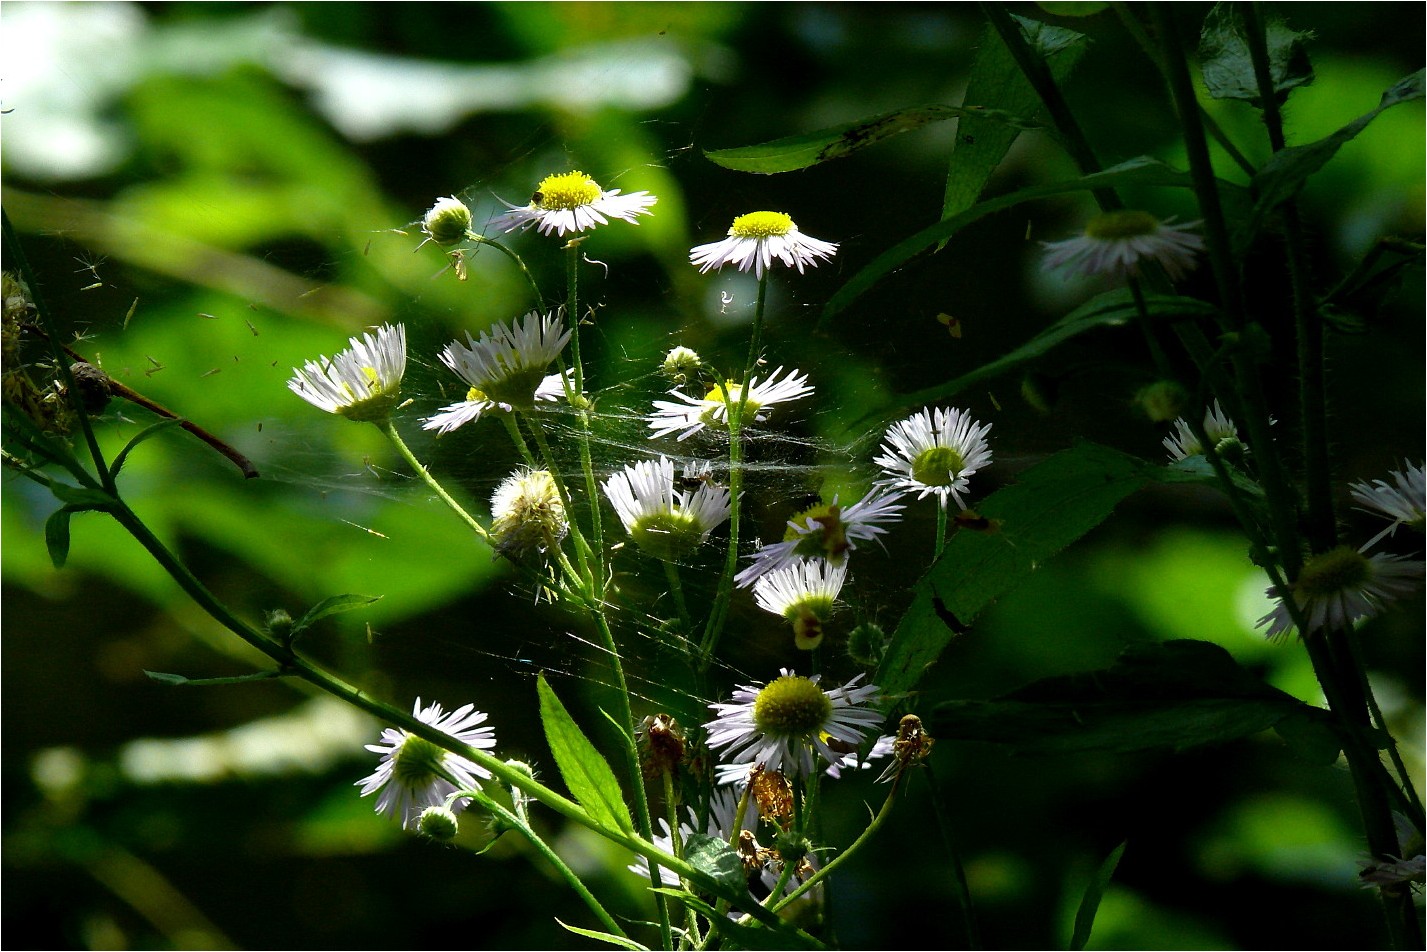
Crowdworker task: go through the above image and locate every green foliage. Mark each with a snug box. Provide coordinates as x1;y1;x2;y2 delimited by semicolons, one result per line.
537;673;635;836
928;640;1313;753
650;889;824;951
556;920;651;951
43;507;72;569
1198;4;1315;104
290;593;384;642
1070;841;1126;951
682;832;747;894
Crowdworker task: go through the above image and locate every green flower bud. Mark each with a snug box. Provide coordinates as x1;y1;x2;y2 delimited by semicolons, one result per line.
422;196;473;247
661;346;702;384
416;806;459;841
846;621;888;668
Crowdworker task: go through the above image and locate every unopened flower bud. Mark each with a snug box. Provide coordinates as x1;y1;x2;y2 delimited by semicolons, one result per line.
661;346;702;384
416;805;459;841
264;608;294;640
423;196;473;247
1135;380;1189;423
846;621;888;668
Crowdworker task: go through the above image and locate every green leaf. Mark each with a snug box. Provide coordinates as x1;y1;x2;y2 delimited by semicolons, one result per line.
1198;4;1314;104
650;890;824;951
1273;707;1343;765
1036;2;1109;15
870;289;1219;419
291;593;384;636
48;483;117;509
823;157;1198;324
44;507;72;569
682;833;747;895
943;17;1088;223
1249;70;1425;235
143;669;286;687
108;417;185;481
705;104;1043;174
536;674;634;835
926;640;1311;753
554;920;648;951
876;442;1167;700
1071;841;1127;951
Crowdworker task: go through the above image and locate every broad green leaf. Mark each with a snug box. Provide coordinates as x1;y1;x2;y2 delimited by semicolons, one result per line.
876;442;1172;701
650;889;824;951
291;593;384;636
1199;4;1314;104
870;289;1219;420
823;158;1198;324
536;674;634;835
944;17;1088;222
108;417;185;481
1273;707;1342;765
1249;70;1425;235
683;832;747;895
143;669;286;686
554;920;648;951
704;104;1043;174
44;507;72;569
1071;842;1127;951
926;640;1310;753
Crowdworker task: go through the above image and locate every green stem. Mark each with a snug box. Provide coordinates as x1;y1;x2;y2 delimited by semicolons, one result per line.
935;499;949;561
768;781;899;913
378;420;491;544
516;412;596;586
466;233;544;308
470;788;627;940
663;560;694;643
926;764;982;950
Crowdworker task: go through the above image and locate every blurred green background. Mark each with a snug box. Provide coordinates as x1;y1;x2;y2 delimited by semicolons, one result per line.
3;3;1423;949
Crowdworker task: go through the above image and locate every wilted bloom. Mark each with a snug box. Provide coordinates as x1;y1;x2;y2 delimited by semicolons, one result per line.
1042;210;1204;282
1163;400;1243;463
647;366;813;441
690;211;838;278
705;669;883;780
490;170;656;237
1351;461;1425;548
489;467;568;560
357;698;496;829
288;323;407;422
421;196;473;248
753;559;848;650
426;312;571;428
874;406;993;510
1256;545;1423;639
736;487;906;588
603;456;732;561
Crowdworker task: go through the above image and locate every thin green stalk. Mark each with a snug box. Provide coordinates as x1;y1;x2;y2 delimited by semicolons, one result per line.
926;764;982;951
768;781;899;913
663;560;694;642
466;233;544;308
561;244;607;583
1339;630;1427;827
517;412;597;585
378;420;491;544
935;499;949;561
469;788;628;940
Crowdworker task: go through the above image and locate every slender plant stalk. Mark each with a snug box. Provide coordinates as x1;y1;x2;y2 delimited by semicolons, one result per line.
379;420;491;544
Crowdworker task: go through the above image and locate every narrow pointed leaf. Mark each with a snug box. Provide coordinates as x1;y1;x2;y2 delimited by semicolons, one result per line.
705;104;1043;174
144;669;286;687
108;417;184;480
44;506;73;569
536;674;634;835
49;483;117;509
823;158;1198;323
554;920;647;951
291;593;384;636
1071;842;1127;951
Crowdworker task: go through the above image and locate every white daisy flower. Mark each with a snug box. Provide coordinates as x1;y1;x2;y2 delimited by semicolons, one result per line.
489;170;656;237
735;487;906;588
1350;461;1426;548
423;370;573;435
356;698;497;830
603;456;732;561
690;211;838;278
753;559;848;650
1041;210;1204;282
874;406;993;510
1163;400;1242;462
704;669;883;780
424;311;571;428
1256;545;1424;639
825;733;897;781
288;323;407;423
647;366;813;441
420;195;473;248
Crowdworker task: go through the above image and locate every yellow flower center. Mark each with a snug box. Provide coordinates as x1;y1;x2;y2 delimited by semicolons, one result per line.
534;171;603;210
465;386;489;403
699;381;763;428
910;446;966;487
753;675;832;735
783;502;849;561
729;211;794;239
337;367;398;422
1296;546;1370;598
1085;209;1159;240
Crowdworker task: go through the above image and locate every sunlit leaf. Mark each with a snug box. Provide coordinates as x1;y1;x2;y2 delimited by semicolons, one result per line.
107;417;185;481
291;593;384;636
536;674;634;835
683;833;747;894
927;640;1311;752
554;920;648;951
